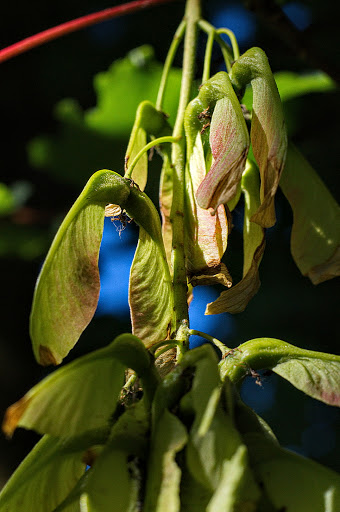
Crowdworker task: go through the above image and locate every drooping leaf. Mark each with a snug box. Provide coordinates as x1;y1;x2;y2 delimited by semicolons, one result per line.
195;75;250;212
242;71;336;110
0;435;85;512
206;445;258;512
245;432;340;512
184;131;230;285
185;348;242;491
126;186;173;347
280;143;340;284
159;153;173;270
80;399;149;512
231;47;287;227
220;337;340;407
273;356;340;407
144;410;188;512
2;340;125;438
30;170;131;365
125;100;172;191
205;160;265;315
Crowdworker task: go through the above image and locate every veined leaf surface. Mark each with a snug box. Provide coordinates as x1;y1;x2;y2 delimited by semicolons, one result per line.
206;160;265;315
245;433;340;512
126;187;173;347
144;410;188;512
0;435;85;512
30;170;131;365
231;47;287;227
3;341;126;438
280;143;340;284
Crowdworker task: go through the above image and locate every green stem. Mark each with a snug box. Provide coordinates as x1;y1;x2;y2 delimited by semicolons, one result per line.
202;26;215;83
156;20;187;111
170;0;201;347
216;28;240;61
198;20;233;72
189;329;230;355
125;135;180;178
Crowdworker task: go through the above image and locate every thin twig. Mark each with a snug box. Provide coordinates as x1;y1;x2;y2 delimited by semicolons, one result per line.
0;0;180;64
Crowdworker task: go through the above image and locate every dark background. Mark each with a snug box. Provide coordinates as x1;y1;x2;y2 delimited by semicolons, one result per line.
0;0;339;486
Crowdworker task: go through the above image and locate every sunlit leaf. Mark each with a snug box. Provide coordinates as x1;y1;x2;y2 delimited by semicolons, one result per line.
205;160;265;315
86;46;181;135
185;131;230;285
280;143;340;284
220;337;340;406
28;47;182;186
126;187;173;347
144;410;188;512
3;341;125;438
30;170;131;365
159;154;173;270
273;356;340;407
207;445;258;512
245;432;340;512
125;100;172;191
185;348;243;491
0;435;85;512
81;399;149;512
231;47;287;227
195;75;250;212
242;71;336;109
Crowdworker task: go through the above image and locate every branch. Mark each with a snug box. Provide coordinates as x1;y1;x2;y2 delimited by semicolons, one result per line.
0;0;180;64
244;0;340;85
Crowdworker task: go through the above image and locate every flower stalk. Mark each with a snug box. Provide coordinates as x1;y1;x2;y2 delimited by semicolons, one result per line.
170;0;201;346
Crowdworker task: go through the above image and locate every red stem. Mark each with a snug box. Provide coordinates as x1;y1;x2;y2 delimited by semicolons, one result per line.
0;0;179;64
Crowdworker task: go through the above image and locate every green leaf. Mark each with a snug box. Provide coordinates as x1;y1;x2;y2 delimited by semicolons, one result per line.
185;349;243;491
86;46;181;136
0;183;15;215
205;160;265;314
280;142;340;284
242;71;336;110
0;435;85;512
81;399;149;512
30;170;131;365
191;72;249;212
231;47;287;228
206;445;258;512
3;340;126;438
144;410;188;512
184;131;230;286
126;187;173;347
273;356;340;407
160;154;173;269
28;47;182;186
245;433;340;512
125;100;172;191
220;337;340;406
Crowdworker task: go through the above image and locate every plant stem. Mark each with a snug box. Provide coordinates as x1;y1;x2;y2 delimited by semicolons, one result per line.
202;26;215;82
216;28;240;61
189;329;230;355
125;135;180;179
170;0;201;347
198;20;233;72
0;0;178;64
156;20;187;111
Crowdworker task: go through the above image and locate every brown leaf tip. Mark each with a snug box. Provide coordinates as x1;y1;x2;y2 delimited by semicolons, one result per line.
2;395;32;438
39;345;58;366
